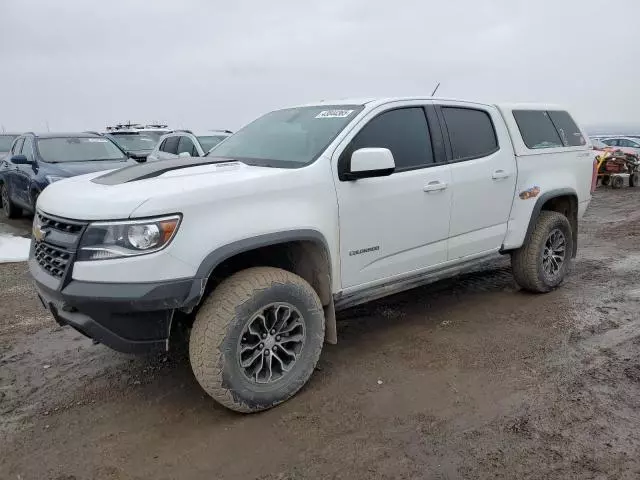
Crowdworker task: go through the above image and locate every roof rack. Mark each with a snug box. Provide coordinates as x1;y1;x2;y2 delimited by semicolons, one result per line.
211;129;233;134
105;123;170;131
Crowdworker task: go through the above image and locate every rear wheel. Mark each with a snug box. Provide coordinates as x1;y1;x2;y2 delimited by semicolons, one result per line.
189;267;325;413
511;211;573;293
611;175;624;189
0;183;21;219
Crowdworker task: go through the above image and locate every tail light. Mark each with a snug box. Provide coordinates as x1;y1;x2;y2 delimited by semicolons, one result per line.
591;158;598;193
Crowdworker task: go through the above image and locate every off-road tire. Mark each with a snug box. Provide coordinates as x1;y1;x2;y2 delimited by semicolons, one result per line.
0;183;21;219
611;175;624;189
189;267;325;413
629;172;639;187
511;211;573;293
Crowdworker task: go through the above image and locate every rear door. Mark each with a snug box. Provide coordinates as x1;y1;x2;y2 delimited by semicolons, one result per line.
436;102;517;259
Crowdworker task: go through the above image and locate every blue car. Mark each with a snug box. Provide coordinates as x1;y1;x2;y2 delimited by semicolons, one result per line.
0;132;137;218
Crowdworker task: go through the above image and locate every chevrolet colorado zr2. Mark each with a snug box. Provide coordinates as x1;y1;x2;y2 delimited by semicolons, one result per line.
27;98;596;412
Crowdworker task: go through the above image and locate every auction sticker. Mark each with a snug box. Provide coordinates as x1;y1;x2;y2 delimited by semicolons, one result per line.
315;109;354;119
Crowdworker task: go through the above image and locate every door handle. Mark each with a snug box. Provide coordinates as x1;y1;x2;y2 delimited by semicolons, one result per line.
492;170;510;180
423;181;448;192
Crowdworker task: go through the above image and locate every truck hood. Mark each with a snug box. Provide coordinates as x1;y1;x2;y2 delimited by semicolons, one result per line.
37;158;287;220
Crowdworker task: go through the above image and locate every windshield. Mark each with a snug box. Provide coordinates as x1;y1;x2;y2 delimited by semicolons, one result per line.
208;105;363;167
37;137;127;163
0;135;18;151
198;135;228;152
109;133;158;151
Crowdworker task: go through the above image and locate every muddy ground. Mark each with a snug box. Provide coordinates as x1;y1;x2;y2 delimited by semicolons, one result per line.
1;189;640;480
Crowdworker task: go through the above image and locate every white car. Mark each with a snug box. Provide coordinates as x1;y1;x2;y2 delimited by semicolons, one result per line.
147;129;232;162
30;98;595;413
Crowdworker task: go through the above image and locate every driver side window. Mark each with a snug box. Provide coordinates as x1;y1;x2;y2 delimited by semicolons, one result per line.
12;138;24;155
22;137;34;161
341;107;434;174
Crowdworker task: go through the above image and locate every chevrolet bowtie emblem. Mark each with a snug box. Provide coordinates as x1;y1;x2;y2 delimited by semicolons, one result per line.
33;226;48;242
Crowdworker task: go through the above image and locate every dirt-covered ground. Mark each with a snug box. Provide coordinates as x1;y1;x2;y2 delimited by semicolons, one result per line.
1;189;640;480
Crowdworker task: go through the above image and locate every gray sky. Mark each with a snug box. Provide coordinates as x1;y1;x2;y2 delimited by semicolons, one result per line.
1;0;639;132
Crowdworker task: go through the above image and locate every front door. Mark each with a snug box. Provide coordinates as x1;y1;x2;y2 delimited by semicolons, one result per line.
5;137;24;205
15;136;36;207
435;103;517;259
333;105;453;289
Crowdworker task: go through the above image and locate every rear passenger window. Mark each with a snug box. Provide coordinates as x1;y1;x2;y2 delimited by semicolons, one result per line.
441;107;498;160
347;107;434;171
548;111;586;147
513;110;563;149
162;136;179;154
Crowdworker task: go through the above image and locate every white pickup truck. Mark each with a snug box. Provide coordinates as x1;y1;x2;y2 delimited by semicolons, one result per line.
29;97;596;412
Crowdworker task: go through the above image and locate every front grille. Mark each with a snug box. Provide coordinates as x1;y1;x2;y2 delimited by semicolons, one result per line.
36;212;84;234
33;211;88;281
34;241;72;278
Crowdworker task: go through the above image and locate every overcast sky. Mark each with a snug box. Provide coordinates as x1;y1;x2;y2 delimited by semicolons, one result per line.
1;0;639;133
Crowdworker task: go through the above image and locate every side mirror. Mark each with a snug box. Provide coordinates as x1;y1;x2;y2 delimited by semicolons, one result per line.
344;148;395;180
178;152;191;158
10;154;31;165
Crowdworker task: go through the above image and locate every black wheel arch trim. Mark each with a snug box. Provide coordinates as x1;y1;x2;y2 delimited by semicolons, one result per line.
183;229;332;308
521;188;579;258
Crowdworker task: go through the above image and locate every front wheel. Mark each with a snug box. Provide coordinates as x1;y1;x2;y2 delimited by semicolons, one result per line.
189;267;325;413
511;211;573;293
0;183;22;219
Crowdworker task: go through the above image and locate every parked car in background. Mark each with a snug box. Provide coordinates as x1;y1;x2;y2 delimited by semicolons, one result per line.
103;131;158;162
0;132;136;218
600;137;640;156
0;133;20;160
104;123;171;161
147;129;232;162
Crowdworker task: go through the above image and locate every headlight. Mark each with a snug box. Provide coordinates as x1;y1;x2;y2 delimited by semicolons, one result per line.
45;175;66;184
78;215;181;261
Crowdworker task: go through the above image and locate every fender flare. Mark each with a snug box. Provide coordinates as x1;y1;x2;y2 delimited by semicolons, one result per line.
183;228;332;302
522;188;579;258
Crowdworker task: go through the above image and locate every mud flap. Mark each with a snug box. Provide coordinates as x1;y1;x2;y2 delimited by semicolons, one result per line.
324;298;337;344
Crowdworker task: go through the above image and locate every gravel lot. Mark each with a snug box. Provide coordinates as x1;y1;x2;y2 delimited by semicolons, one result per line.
1;189;640;480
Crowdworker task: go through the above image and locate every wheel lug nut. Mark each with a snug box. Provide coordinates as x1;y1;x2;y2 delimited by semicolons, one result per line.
262;333;267;339
276;335;281;341
270;329;275;335
264;350;270;355
273;346;277;351
259;343;264;349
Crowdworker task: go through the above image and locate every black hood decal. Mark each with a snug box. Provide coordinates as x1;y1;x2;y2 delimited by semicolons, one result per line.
91;157;238;185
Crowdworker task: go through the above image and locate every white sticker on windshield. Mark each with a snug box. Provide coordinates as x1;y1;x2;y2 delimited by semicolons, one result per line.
315;109;354;119
84;138;108;143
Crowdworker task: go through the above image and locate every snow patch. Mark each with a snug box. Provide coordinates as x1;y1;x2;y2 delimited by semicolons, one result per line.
0;234;31;263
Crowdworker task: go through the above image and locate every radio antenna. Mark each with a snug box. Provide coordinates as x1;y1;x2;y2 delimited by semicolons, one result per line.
431;82;441;97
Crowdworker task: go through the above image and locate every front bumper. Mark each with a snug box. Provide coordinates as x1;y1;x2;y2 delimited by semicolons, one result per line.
30;257;197;354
